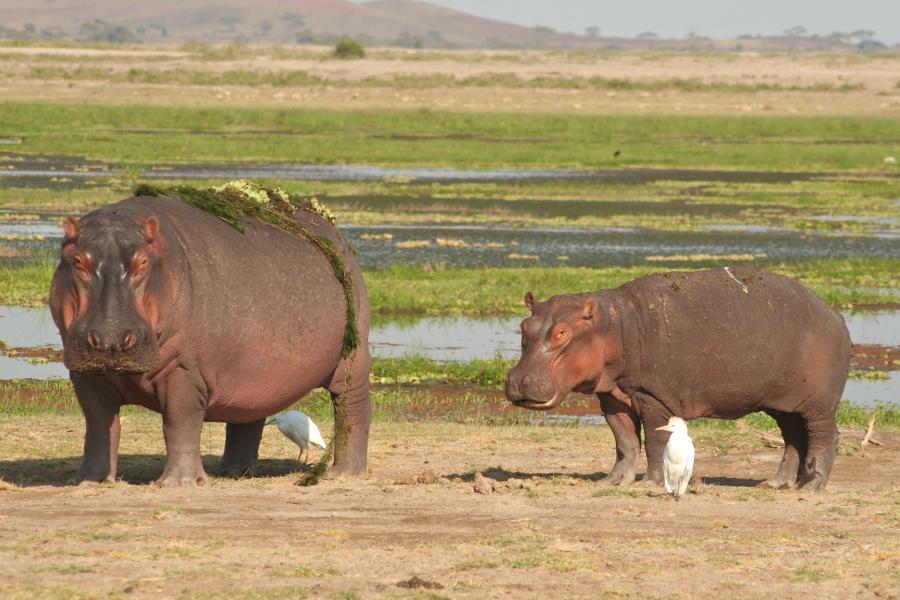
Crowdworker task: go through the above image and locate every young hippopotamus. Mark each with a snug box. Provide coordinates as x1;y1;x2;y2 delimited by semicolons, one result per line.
49;193;372;486
505;267;851;491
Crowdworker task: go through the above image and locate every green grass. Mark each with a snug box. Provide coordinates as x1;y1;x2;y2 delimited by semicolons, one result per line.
365;260;899;316
2;377;897;428
2;102;899;170
2;259;896;310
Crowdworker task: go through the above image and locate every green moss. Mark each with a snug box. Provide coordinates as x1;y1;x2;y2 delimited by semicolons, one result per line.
134;182;358;357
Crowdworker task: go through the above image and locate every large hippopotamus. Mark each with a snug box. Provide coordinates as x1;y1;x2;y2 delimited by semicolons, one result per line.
49;190;371;486
505;267;850;490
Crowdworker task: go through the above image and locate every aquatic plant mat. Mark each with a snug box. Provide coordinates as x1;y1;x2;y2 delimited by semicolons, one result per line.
133;181;358;357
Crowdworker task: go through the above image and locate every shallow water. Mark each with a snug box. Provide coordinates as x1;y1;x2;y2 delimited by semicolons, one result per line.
2;306;897;407
0;153;836;184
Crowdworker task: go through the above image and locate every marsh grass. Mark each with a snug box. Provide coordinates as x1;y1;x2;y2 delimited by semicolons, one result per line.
1;259;896;311
3;103;899;170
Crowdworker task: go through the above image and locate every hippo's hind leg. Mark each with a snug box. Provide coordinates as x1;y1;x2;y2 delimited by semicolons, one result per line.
634;392;670;486
761;411;808;490
598;393;642;486
218;419;266;478
796;408;839;491
326;347;373;477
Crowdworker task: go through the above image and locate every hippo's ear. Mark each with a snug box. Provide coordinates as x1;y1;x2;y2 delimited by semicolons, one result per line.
581;297;598;321
142;216;159;244
524;291;535;313
62;217;80;243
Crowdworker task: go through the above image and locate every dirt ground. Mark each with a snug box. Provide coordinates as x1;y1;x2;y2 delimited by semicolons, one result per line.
1;47;898;116
0;415;897;599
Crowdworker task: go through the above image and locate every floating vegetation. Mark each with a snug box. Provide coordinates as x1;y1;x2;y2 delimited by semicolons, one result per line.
436;237;470;248
134;181;358;357
396;240;431;249
508;253;539;260
360;233;394;241
645;253;768;262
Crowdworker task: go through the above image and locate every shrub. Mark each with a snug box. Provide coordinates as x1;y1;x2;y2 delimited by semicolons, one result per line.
333;37;365;59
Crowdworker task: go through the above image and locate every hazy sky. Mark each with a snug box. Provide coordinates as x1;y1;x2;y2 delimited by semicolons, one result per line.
372;0;898;44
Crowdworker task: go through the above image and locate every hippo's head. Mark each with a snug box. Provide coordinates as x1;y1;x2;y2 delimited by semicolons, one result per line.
50;208;165;374
505;291;620;411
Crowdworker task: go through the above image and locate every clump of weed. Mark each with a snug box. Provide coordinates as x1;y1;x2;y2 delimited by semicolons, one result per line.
133;181;357;357
333;38;365;60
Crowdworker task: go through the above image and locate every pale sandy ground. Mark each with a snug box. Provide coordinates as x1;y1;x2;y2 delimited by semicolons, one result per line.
0;416;897;599
1;46;898;115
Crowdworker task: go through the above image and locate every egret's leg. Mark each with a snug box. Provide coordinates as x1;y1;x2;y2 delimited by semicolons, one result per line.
219;419;265;478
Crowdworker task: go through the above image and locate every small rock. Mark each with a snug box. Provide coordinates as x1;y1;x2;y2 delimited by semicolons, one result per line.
397;576;444;590
884;156;896;164
416;469;437;484
473;471;494;495
123;586;135;594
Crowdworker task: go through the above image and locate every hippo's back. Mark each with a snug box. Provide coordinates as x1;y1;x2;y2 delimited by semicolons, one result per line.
615;267;850;419
132;195;370;422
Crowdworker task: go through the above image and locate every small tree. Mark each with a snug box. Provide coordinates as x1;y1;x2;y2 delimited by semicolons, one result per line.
334;37;365;59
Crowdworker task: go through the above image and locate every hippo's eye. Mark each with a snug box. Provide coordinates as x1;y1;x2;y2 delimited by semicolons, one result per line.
72;255;87;273
556;329;567;338
130;253;149;278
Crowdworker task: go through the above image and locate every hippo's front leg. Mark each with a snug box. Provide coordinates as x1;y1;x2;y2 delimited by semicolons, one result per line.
598;392;642;486
157;369;209;487
70;374;122;484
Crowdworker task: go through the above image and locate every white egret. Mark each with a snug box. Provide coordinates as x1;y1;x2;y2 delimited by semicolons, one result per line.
655;416;695;500
266;410;327;463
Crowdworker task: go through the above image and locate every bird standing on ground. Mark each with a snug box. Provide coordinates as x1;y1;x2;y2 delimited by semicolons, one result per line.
655;416;695;500
266;410;327;463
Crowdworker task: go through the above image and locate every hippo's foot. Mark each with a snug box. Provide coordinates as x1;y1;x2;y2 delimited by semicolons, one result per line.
216;458;257;479
327;460;368;478
758;477;795;490
795;456;829;491
157;459;208;487
638;475;664;487
597;463;637;486
69;462;114;486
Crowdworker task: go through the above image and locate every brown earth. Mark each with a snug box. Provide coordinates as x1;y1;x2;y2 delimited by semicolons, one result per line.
1;47;898;116
0;415;897;599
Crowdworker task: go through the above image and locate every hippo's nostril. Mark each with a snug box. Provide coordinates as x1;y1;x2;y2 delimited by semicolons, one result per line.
123;332;137;350
522;375;533;387
87;332;101;349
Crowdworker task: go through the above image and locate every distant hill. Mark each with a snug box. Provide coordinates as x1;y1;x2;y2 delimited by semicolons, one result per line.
0;0;593;48
0;0;890;50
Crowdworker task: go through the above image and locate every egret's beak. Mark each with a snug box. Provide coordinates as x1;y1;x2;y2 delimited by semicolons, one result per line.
655;425;673;432
265;418;275;426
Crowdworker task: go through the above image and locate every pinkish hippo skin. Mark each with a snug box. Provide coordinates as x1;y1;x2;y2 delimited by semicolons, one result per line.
49;196;372;486
505;268;851;491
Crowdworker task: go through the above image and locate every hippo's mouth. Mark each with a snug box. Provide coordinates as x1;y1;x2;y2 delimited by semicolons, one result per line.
64;353;160;375
511;394;562;411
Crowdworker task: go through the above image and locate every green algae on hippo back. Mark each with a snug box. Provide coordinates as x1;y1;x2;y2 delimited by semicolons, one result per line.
133;181;357;357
